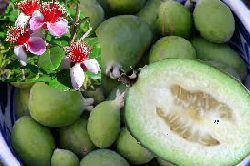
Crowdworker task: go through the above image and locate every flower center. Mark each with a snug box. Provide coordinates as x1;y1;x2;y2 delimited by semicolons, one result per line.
67;42;91;63
6;27;30;45
40;2;65;23
16;0;40;16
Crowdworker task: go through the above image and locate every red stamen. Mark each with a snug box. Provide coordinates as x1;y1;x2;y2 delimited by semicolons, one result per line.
16;0;40;16
40;2;65;23
6;26;30;45
67;42;90;63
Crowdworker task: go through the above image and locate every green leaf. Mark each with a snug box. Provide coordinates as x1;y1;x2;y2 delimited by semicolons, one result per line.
38;46;65;73
38;70;72;91
85;37;101;62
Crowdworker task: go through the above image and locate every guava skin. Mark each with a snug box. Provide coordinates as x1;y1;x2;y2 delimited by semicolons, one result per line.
15;88;31;118
117;127;154;165
149;36;196;64
157;1;193;39
11;116;56;166
87;100;120;148
96;15;152;75
107;0;146;14
137;0;161;36
191;36;247;80
51;149;79;166
79;0;105;30
193;0;235;43
79;149;129;166
29;82;85;127
203;60;241;81
58;117;95;158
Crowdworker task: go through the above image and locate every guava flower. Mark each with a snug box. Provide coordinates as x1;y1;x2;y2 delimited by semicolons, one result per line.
15;0;40;27
6;26;46;66
30;1;69;37
66;42;100;90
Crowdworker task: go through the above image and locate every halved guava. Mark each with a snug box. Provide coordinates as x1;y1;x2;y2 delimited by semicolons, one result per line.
125;59;250;166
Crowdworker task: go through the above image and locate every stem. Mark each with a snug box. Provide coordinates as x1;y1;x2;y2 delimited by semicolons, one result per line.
70;0;81;43
21;69;25;80
79;27;92;41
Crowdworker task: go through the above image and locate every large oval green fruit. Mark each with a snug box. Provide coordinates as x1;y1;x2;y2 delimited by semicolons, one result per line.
79;149;129;166
15;88;30;118
191;36;247;80
29;82;85;127
11;116;55;166
137;0;161;35
117;127;154;164
96;15;152;75
87;100;120;148
79;0;104;30
51;149;79;166
125;59;250;165
58;117;95;157
157;0;193;39
107;0;146;14
149;36;196;63
193;0;235;43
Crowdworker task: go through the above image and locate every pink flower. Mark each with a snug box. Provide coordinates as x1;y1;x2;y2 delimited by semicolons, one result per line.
29;1;69;37
66;42;100;90
6;26;46;66
15;0;40;27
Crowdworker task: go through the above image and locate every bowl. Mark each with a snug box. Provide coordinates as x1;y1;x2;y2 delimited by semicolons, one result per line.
1;0;250;165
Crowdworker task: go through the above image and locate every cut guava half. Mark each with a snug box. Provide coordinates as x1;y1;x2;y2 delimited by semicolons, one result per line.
125;59;250;166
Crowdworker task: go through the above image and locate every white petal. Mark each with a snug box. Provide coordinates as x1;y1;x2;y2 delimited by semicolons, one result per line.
14;46;27;66
70;63;85;90
83;59;100;74
15;13;30;27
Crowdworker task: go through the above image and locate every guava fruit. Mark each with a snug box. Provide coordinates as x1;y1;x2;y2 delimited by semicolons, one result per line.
107;0;146;14
125;59;250;166
79;0;105;30
15;88;30;118
96;15;152;78
191;36;247;80
79;149;129;166
87;97;122;148
193;0;235;43
157;0;193;39
29;82;85;127
11;116;55;166
137;0;161;35
117;127;154;165
203;60;241;81
51;149;79;166
58;117;95;157
149;36;196;64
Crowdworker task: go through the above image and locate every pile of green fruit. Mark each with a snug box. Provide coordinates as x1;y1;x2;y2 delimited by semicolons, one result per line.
11;0;250;166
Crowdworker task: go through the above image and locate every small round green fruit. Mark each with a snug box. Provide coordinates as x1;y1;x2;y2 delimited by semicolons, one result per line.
51;149;79;166
11;116;55;166
79;149;129;166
